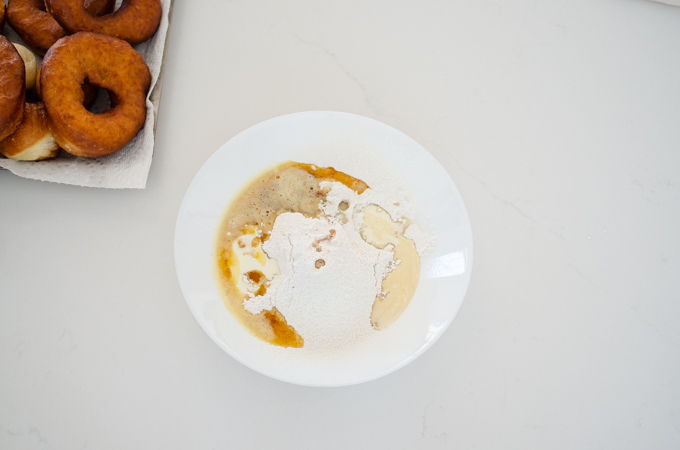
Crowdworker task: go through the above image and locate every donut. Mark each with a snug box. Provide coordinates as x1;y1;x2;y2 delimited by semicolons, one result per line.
12;43;37;91
6;0;116;55
0;36;26;142
0;102;59;161
35;64;99;109
1;1;6;31
45;0;161;46
35;64;41;96
41;32;151;158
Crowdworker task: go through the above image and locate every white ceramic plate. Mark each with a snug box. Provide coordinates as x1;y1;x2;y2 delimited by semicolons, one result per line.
174;111;473;387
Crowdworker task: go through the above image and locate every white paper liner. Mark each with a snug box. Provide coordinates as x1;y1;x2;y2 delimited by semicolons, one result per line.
0;0;172;189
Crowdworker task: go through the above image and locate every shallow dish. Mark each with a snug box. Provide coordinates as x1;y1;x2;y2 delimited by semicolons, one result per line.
174;111;473;387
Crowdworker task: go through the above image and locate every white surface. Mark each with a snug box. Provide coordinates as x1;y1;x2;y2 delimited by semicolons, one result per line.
174;111;473;386
649;0;680;6
1;0;679;448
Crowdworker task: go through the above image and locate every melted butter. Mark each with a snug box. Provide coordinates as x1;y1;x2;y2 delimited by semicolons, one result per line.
361;205;421;330
361;204;405;248
228;227;279;295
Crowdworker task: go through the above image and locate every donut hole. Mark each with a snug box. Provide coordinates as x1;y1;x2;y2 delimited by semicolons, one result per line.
26;90;41;104
85;86;119;114
80;81;99;109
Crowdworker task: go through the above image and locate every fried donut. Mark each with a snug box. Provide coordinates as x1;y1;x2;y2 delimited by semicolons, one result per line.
12;43;37;91
0;103;59;161
41;32;151;158
45;0;161;45
7;0;116;55
1;1;6;31
35;64;99;109
0;36;26;142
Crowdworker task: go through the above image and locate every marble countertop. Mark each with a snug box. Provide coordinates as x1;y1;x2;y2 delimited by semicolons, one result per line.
1;0;679;448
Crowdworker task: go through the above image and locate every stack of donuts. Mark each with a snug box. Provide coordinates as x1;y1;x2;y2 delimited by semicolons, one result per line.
0;0;161;161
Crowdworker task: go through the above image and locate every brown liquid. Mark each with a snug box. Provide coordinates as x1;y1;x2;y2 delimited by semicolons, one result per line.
265;308;304;348
212;161;369;348
291;162;369;194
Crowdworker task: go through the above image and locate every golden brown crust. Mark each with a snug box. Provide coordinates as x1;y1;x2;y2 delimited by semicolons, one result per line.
45;0;161;46
83;0;117;17
41;32;151;158
6;0;115;55
0;102;59;160
1;1;6;31
35;64;41;97
36;63;99;108
0;36;26;142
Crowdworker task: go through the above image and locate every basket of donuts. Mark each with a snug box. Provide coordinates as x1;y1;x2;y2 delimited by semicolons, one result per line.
0;0;172;188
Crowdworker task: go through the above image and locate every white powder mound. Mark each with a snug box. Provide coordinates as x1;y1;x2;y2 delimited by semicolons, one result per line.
245;212;391;352
243;181;431;354
404;224;435;256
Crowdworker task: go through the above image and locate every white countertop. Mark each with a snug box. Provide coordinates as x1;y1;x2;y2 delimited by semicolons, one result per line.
2;0;680;448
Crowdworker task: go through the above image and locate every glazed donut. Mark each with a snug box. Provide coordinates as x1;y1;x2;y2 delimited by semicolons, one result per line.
0;103;59;161
0;36;26;142
45;0;161;46
6;0;116;55
41;32;151;158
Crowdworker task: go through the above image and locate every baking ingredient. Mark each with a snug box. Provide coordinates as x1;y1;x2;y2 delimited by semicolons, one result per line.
361;204;420;330
213;162;370;348
212;161;430;353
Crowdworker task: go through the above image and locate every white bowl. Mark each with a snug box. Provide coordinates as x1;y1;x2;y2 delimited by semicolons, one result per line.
174;111;473;386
